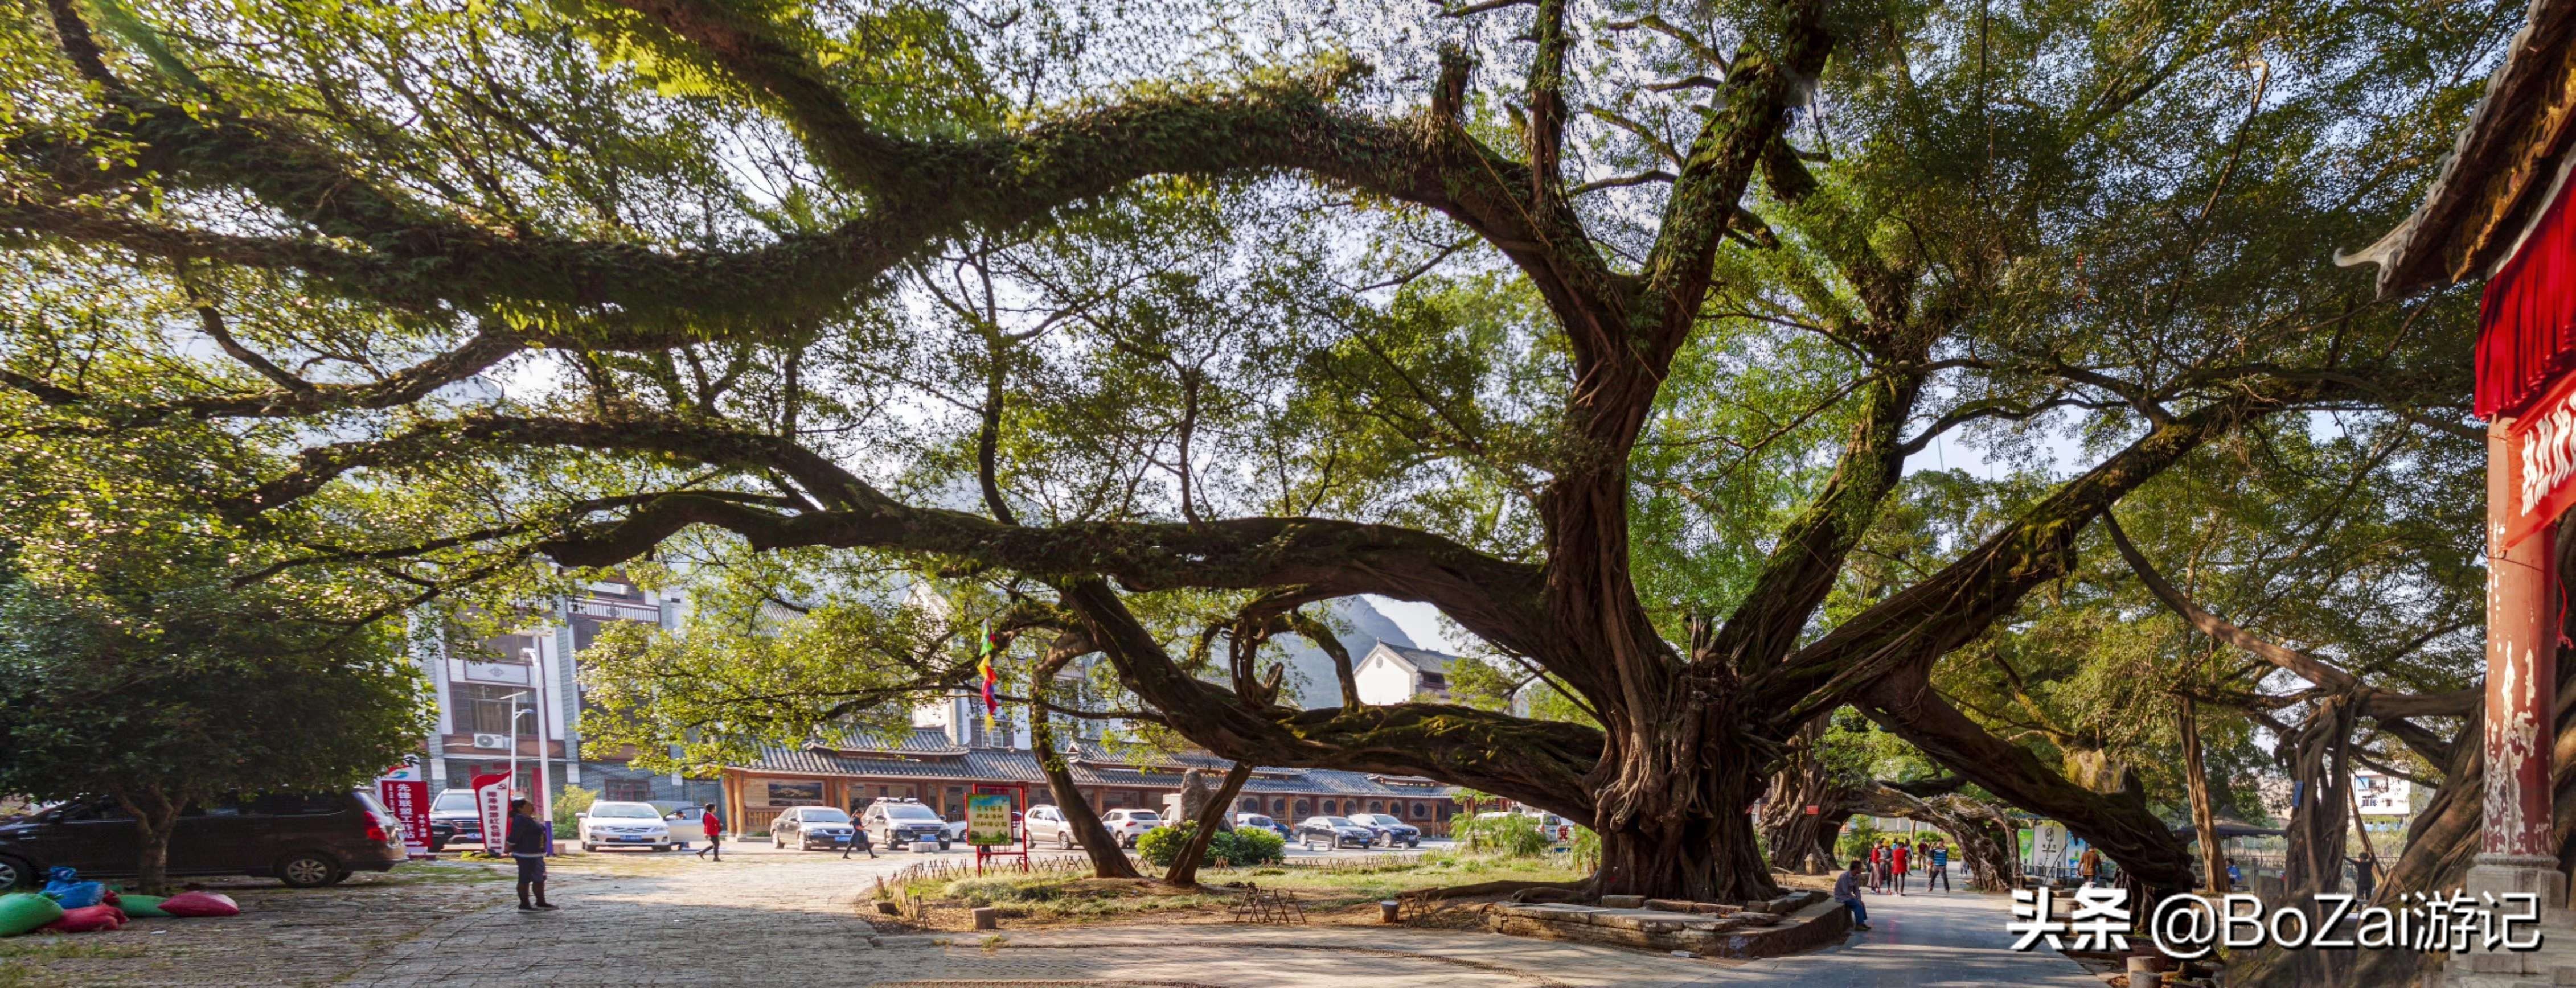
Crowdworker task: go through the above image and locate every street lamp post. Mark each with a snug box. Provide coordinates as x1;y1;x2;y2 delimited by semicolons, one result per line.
502;690;532;806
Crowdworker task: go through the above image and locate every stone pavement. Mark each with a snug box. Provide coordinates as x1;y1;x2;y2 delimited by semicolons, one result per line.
3;849;2102;986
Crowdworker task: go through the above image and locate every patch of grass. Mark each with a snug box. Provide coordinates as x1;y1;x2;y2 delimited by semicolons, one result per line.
0;940;143;961
979;934;1008;949
894;854;1588;929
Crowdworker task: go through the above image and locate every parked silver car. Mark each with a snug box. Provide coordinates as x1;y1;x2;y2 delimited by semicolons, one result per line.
861;799;951;851
1026;804;1078;848
770;806;858;850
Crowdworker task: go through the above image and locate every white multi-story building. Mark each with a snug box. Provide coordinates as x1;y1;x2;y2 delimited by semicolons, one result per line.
411;577;719;806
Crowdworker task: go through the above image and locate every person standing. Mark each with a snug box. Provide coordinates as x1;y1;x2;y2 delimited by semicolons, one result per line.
507;798;557;911
695;803;724;861
1926;841;1951;892
1866;841;1884;892
1833;858;1873;932
1891;840;1911;896
2352;850;2377;901
2077;844;2102;888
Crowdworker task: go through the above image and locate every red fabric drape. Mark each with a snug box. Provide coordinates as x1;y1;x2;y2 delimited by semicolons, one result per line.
2479;180;2576;419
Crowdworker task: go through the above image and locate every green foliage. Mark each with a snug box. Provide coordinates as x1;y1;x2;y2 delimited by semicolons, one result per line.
1135;824;1188;867
1219;827;1287;867
1835;820;1882;864
1135;822;1287;868
1451;813;1554;858
553;785;596;830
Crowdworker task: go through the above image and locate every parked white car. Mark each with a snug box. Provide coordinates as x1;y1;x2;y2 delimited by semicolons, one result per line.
576;801;673;851
1026;804;1078;848
1099;808;1162;847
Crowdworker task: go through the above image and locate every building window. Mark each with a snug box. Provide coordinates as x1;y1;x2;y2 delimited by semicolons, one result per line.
1411;802;1429;818
1271;797;1287;816
451;683;532;736
604;779;651;802
1418;672;1446;690
1322;799;1336;815
1368;800;1384;814
1293;799;1312;818
1437;802;1453;820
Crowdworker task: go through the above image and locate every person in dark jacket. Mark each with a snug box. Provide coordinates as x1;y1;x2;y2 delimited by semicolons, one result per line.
507;798;557;911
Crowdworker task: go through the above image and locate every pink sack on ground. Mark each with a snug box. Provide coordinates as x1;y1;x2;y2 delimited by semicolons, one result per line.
41;905;126;933
157;892;240;917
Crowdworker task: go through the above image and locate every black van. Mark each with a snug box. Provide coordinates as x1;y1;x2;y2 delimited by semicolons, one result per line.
0;791;408;889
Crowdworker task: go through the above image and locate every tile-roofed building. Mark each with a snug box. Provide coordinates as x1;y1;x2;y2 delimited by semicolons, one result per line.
1353;641;1462;705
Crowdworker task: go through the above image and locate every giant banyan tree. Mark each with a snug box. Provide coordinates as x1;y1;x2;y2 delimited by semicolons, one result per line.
0;0;2508;900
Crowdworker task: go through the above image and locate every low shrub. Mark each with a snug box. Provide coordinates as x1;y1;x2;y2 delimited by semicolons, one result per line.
1138;822;1289;868
1451;813;1553;858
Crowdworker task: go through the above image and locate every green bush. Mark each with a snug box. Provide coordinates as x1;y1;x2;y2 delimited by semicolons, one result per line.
1452;813;1553;858
1137;824;1188;867
1834;820;1881;864
1218;826;1287;866
1137;823;1289;868
552;784;595;830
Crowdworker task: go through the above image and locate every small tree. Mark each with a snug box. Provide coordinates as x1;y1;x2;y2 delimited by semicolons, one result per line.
0;580;429;892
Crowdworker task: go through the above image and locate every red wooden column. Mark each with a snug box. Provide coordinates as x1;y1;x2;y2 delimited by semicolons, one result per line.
2484;418;2558;858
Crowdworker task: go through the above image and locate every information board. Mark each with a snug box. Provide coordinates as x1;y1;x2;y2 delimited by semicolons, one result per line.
967;793;1014;846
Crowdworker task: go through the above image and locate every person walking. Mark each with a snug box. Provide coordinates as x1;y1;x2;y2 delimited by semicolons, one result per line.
1865;841;1884;892
1926;841;1951;892
2077;844;2103;888
1891;839;1911;896
842;814;876;860
506;798;557;911
695;803;724;861
1833;857;1873;932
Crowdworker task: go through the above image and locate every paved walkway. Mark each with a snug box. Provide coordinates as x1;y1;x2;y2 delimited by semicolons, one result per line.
4;849;2100;986
334;858;2095;987
1718;888;2101;986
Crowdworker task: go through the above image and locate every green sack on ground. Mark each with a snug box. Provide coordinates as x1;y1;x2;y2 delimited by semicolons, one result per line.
0;891;65;937
117;894;170;918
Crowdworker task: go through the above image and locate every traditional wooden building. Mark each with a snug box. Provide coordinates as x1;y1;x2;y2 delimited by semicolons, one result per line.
2340;1;2576;982
720;727;1465;837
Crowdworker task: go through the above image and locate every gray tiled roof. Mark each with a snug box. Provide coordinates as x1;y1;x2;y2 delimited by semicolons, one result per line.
1369;642;1458;675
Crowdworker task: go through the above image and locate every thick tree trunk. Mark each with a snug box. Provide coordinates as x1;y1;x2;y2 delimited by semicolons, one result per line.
1758;718;1852;875
1163;761;1253;887
1033;734;1138;879
2279;698;2356;903
1029;634;1140;879
114;787;183;895
2176;695;2229;893
1594;746;1778;901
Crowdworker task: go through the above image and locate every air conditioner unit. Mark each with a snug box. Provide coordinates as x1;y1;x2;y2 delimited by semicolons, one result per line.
473;733;509;750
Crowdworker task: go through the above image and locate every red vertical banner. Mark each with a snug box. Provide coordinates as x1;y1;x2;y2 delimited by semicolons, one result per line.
378;760;432;857
471;771;511;855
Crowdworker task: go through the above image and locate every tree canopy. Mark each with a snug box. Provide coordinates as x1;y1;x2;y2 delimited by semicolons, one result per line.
0;0;2515;899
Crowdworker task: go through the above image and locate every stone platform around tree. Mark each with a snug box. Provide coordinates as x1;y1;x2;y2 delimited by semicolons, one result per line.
1484;890;1848;958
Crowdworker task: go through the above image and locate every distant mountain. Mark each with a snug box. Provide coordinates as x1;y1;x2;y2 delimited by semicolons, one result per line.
1269;597;1416;709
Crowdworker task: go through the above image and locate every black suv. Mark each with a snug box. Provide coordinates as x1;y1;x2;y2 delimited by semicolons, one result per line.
0;792;408;889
